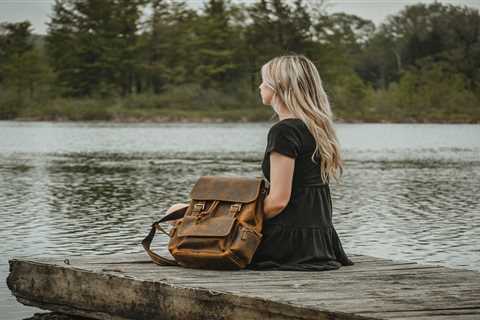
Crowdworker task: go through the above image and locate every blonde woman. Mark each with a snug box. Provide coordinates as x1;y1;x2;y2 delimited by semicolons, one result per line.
167;54;353;270
246;54;354;270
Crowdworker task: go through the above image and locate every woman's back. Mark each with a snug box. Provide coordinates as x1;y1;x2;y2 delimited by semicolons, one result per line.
247;118;354;270
263;118;326;186
261;118;333;228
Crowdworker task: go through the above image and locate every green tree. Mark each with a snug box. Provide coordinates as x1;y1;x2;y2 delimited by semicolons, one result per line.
0;21;34;84
144;0;198;93
192;0;242;89
389;62;478;120
110;0;149;95
46;0;147;97
367;3;480;90
244;0;316;89
309;11;374;88
0;21;49;97
0;21;51;118
2;49;49;97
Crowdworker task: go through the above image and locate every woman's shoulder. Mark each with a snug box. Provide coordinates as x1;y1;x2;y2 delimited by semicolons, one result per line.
267;119;321;159
268;118;307;138
270;118;305;130
265;119;306;159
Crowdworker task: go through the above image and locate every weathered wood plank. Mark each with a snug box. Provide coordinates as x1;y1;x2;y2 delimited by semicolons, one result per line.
155;272;480;286
275;294;480;313
7;253;480;320
357;308;480;320
78;262;477;288
390;315;480;320
68;260;449;277
7;258;371;320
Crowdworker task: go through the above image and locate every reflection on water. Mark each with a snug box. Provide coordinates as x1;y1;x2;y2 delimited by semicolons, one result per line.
0;122;479;319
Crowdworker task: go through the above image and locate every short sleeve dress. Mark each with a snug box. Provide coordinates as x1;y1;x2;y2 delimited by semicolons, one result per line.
247;118;354;271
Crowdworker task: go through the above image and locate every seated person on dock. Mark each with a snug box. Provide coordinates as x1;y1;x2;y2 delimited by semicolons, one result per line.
167;54;354;271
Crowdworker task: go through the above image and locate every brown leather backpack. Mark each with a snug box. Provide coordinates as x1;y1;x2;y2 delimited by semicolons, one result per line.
142;175;270;269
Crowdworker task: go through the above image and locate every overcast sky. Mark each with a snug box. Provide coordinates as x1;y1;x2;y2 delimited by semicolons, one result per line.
1;0;479;35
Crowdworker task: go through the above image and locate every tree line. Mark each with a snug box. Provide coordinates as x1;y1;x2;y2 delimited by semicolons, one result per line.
0;0;479;122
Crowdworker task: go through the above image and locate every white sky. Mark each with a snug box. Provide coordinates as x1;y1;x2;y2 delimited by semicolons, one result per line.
0;0;479;35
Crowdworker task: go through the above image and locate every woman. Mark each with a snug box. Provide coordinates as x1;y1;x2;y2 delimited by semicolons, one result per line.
246;54;354;270
167;54;354;271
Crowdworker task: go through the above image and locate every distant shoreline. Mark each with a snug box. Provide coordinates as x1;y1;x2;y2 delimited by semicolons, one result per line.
5;116;479;124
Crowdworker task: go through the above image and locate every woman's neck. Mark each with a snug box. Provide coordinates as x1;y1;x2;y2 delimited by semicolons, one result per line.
278;113;297;120
273;101;297;120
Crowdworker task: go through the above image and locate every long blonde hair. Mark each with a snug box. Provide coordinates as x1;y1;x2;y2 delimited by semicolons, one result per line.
261;54;344;184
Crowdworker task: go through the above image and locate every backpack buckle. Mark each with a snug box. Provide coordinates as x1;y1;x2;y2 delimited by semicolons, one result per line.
229;203;242;214
192;202;206;212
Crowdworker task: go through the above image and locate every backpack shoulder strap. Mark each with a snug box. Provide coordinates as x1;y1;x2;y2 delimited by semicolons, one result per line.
141;206;188;266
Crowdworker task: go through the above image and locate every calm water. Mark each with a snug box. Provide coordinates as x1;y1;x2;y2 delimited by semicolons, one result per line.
1;121;479;319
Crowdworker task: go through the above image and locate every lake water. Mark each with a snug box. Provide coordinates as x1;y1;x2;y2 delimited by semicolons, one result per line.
1;121;479;319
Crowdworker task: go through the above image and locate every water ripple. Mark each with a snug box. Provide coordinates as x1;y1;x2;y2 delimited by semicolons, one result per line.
0;122;479;319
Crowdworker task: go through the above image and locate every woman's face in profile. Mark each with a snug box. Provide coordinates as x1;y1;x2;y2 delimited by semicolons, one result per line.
259;78;275;106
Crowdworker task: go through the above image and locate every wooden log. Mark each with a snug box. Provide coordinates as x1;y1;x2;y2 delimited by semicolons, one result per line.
7;254;480;320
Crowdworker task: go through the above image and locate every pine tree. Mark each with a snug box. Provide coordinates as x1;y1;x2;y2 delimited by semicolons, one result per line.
46;0;147;97
192;0;241;89
145;0;198;93
0;21;46;98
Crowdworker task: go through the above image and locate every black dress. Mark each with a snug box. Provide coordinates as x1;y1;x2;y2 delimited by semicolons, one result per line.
247;118;354;271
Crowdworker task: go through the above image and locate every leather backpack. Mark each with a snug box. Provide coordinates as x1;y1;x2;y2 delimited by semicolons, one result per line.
142;175;270;270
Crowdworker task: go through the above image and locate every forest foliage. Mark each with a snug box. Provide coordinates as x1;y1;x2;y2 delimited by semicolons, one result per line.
0;0;479;122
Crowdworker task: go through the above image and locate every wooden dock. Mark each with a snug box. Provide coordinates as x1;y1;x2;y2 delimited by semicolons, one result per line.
7;253;480;320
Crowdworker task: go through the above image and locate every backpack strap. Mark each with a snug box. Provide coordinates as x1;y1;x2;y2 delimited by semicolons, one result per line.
141;206;188;266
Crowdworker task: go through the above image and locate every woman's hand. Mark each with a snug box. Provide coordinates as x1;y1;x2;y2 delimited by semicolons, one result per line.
262;194;288;220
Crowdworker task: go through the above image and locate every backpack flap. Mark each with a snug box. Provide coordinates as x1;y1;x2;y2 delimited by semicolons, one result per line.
177;215;236;237
189;175;263;203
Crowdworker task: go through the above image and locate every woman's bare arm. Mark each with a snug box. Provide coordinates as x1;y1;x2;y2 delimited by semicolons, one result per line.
165;153;294;224
262;151;295;220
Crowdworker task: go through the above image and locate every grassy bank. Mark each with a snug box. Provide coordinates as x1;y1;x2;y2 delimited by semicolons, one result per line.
11;104;480;123
13;99;273;123
2;82;479;123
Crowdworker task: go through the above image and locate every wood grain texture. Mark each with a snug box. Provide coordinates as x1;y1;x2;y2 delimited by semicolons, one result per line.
7;253;480;320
